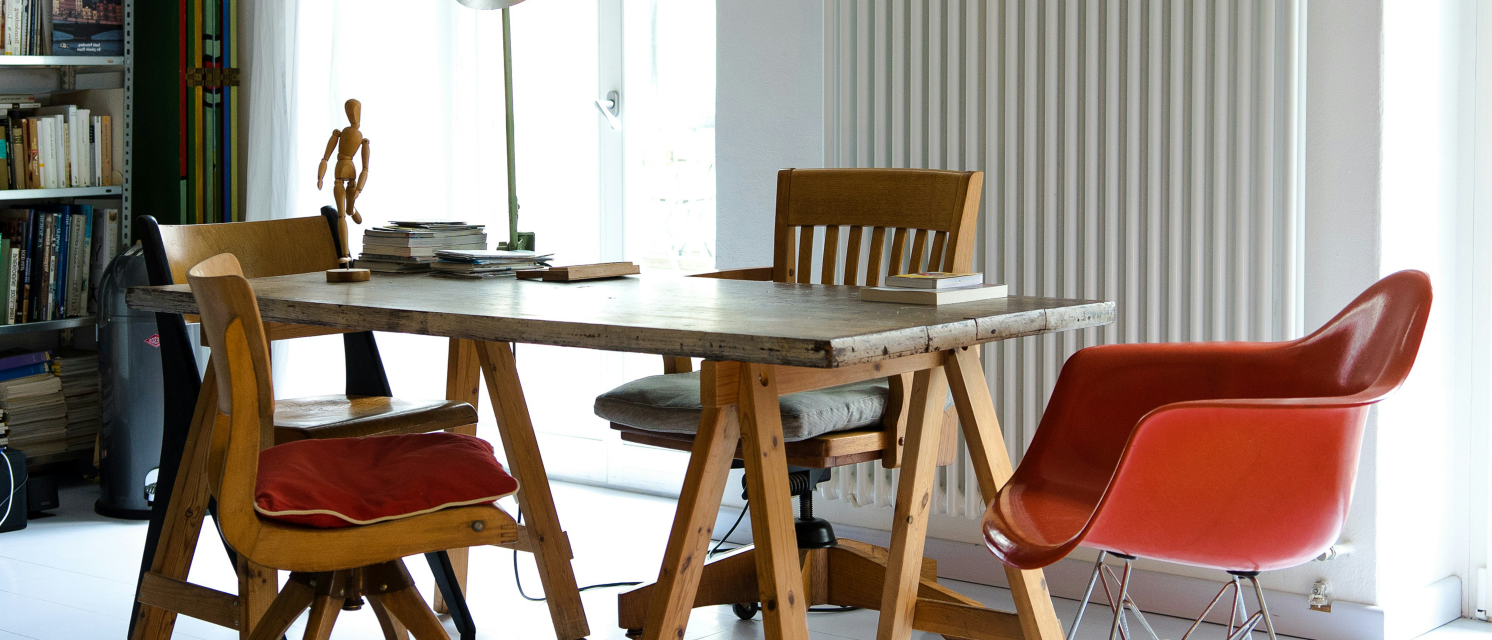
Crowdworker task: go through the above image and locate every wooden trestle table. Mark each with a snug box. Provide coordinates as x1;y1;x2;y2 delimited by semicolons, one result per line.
127;272;1113;640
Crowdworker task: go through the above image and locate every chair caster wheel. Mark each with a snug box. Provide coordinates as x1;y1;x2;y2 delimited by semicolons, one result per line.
625;629;643;638
732;602;760;620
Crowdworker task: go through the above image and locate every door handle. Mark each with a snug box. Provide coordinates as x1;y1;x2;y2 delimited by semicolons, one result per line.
595;90;621;130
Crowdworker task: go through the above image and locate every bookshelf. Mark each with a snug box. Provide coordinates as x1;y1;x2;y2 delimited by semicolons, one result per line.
0;1;134;472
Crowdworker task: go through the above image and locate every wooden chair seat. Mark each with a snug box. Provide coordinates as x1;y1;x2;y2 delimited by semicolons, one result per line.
273;396;478;443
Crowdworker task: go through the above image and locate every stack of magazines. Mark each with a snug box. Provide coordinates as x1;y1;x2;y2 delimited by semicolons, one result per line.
432;250;552;279
357;221;487;273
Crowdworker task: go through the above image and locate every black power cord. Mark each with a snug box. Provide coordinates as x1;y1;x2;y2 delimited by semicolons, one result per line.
512;509;643;602
709;500;749;557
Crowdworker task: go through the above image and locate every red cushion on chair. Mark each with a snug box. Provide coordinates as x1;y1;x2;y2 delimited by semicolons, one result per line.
254;432;519;529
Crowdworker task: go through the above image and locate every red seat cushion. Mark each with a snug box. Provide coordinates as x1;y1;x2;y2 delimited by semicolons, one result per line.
254;432;519;529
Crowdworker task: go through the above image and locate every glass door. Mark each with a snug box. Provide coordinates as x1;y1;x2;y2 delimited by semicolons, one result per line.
519;0;717;493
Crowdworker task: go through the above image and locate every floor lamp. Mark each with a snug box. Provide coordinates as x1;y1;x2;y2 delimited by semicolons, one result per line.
457;0;534;251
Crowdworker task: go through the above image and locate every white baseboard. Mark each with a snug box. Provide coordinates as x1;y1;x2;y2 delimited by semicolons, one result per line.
709;507;1441;640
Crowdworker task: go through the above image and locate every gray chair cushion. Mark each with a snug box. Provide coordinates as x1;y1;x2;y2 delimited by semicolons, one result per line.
595;371;893;442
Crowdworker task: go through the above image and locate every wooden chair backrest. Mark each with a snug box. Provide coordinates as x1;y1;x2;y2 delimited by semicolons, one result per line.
187;253;274;548
772;168;983;286
156;216;341;287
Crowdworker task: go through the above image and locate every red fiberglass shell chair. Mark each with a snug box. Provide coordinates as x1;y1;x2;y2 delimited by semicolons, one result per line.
982;270;1432;640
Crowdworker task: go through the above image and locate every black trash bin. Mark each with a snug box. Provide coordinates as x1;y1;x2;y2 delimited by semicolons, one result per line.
95;245;164;519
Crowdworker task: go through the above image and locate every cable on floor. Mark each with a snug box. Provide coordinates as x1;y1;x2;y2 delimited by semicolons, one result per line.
709;500;748;557
512;509;643;602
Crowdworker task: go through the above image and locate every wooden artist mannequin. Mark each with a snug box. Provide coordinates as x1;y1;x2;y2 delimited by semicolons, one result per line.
317;98;371;282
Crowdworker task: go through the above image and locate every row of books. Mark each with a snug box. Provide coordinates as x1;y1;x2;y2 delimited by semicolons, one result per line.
432;250;552;279
0;205;110;323
357;221;488;273
4;0;124;56
0;95;119;190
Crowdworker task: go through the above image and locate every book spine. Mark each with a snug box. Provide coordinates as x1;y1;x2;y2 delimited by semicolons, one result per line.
42;211;55;320
101;115;111;185
54;115;65;188
6;247;16;325
67;212;82;317
53;210;67;318
23;117;34;189
0;237;9;324
28;210;42;321
76;206;90;313
17;208;30;322
0;116;9;191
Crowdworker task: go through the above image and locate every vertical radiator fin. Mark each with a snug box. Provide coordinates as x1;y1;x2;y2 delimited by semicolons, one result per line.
821;0;1304;520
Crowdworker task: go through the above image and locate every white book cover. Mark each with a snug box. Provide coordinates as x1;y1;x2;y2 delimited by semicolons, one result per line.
87;206;116;312
4;0;14;56
5;247;15;325
36;118;52;188
74;109;89;187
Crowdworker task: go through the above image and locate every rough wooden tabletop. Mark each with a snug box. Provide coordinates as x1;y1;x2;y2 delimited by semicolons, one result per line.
128;272;1114;368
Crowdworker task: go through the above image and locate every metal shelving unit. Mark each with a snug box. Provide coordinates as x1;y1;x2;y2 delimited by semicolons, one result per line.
0;55;123;68
0;316;96;337
0;186;121;201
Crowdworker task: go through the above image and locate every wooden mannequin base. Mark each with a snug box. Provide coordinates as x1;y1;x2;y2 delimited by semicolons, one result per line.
617;538;1023;640
326;268;371;283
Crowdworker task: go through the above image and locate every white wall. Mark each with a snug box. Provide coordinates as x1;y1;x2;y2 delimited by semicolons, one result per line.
716;0;825;269
1300;0;1386;610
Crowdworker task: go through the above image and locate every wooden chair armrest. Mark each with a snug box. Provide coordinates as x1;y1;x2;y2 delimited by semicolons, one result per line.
690;266;774;281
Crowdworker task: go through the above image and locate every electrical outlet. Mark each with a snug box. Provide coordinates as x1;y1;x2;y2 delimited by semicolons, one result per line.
1308;579;1332;613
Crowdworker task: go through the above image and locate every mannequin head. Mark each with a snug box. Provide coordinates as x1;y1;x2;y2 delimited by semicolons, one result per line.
345;99;361;126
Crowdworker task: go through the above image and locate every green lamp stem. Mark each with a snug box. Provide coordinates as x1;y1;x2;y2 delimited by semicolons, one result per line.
502;7;528;250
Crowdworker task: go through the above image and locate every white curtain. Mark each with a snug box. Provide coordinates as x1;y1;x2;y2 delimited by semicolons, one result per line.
243;0;299;224
245;0;513;410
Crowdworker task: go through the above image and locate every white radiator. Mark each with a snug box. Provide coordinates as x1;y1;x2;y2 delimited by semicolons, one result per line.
820;0;1306;519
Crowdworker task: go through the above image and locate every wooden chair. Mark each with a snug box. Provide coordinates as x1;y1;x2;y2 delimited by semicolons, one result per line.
184;252;519;640
130;212;482;640
602;168;983;634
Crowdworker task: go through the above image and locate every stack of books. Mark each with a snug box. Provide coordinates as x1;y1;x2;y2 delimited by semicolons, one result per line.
432;250;552;279
356;221;487;273
0;204;111;322
860;272;1009;305
0;349;65;457
53;349;98;452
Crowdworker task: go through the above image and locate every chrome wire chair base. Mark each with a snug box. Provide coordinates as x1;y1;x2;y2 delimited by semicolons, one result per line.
1066;553;1278;640
1067;551;1161;640
1178;572;1280;640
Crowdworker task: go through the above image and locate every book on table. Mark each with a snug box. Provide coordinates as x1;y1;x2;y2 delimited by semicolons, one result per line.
884;272;985;289
357;222;488;272
431;249;553;278
859;283;1009;305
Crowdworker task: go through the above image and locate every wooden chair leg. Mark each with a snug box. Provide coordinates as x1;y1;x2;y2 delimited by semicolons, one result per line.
237;557;277;639
946;348;1063;640
131;365;220;640
476;340;588;640
369;594;411;640
434;338;480;615
737;362;809;640
373;587;450;640
637;406;741;640
302;592;341;640
247;574;317;640
875;366;950;640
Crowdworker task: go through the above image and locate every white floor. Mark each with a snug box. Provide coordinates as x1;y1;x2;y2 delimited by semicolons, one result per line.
0;479;1480;640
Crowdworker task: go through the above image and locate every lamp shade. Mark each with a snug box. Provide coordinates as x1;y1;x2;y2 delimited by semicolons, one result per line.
456;0;523;9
